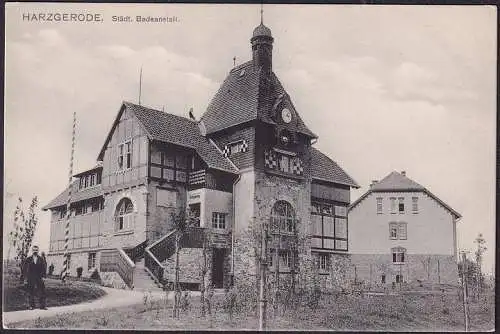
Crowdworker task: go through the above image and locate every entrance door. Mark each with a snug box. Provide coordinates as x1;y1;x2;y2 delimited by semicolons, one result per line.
212;248;225;289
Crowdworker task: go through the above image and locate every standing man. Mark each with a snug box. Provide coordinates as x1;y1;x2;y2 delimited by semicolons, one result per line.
23;245;47;310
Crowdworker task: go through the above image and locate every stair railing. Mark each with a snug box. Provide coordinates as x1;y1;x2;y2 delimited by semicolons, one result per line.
144;226;207;286
124;239;148;263
144;229;177;285
100;248;135;289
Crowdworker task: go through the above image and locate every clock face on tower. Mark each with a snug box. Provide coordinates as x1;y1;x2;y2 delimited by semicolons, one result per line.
281;108;292;123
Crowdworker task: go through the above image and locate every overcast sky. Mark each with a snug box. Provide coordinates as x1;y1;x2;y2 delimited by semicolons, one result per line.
4;4;496;273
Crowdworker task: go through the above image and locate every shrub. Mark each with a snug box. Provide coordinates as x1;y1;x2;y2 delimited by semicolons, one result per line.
90;268;99;280
48;264;55;276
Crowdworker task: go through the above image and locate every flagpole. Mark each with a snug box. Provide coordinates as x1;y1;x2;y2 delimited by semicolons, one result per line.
61;111;76;282
139;66;143;105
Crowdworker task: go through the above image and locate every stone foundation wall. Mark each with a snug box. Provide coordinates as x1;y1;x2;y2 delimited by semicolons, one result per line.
350;253;459;287
46;250;101;277
100;271;129;289
164;247;205;284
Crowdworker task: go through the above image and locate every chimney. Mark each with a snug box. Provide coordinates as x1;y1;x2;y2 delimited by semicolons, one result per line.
370;180;378;188
401;171;406;176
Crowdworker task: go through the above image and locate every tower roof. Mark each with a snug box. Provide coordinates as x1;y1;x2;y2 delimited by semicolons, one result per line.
252;23;272;38
199;61;316;138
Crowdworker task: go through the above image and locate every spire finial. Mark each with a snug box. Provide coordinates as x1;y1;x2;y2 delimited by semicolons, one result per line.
260;3;263;24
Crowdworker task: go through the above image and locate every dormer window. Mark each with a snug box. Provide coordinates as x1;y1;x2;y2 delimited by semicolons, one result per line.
79;171;101;190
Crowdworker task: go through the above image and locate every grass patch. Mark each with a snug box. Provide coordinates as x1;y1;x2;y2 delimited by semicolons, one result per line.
3;271;107;312
9;288;494;331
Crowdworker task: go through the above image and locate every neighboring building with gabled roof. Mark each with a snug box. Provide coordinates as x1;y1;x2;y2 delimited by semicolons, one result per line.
43;19;359;291
348;171;461;288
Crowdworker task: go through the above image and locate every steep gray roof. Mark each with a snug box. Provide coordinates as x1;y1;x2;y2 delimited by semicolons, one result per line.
98;102;238;174
310;147;359;188
370;171;425;191
349;171;461;219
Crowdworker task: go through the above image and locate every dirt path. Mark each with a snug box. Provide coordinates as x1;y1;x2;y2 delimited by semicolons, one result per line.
3;287;178;326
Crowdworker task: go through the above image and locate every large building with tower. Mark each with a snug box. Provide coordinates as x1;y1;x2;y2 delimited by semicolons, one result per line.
43;19;360;291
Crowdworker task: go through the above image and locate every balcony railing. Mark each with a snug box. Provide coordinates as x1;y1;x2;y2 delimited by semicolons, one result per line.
100;248;135;288
188;170;206;186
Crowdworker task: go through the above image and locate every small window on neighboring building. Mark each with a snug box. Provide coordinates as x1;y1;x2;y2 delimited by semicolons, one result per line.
412;197;418;213
376;197;383;214
392;247;406;263
390;197;396;214
381;274;386;284
395;274;403;283
88;252;96;270
389;222;398;240
319;253;329;271
398;223;407;240
398;197;405;213
212;212;226;229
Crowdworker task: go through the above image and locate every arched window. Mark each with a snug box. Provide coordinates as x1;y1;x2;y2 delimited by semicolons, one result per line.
115;198;134;231
270;200;296;233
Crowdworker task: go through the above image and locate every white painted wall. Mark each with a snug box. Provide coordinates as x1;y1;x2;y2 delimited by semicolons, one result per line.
187;188;232;230
348;191;456;256
233;169;255;236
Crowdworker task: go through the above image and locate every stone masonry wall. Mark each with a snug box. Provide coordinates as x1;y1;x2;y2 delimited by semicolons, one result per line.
350;253;459;288
164;248;205;284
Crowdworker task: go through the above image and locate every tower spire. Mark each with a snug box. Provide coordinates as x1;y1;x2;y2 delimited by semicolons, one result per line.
260;3;263;24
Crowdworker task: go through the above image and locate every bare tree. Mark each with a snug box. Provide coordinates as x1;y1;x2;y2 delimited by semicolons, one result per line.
474;233;487;298
170;208;197;318
199;226;211;317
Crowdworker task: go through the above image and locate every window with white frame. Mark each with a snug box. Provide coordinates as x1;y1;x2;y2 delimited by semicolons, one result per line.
389;222;407;240
389;222;398;239
390;197;396;214
118;141;132;170
398;223;407;240
392;247;406;263
376;197;383;214
212;212;226;229
319;253;329;271
398;197;405;213
115;198;134;231
412;197;418;213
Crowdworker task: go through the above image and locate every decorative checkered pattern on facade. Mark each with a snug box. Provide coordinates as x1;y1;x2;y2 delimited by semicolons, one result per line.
291;157;304;175
223;140;248;158
264;150;278;169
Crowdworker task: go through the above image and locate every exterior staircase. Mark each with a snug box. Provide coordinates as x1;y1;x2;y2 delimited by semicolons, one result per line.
144;227;206;290
132;257;164;292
